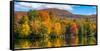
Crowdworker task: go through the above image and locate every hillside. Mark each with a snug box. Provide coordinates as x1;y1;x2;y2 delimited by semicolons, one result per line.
14;8;96;22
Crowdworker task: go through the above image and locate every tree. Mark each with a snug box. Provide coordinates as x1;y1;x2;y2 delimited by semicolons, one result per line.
38;11;50;21
28;10;38;21
18;16;31;37
70;20;79;46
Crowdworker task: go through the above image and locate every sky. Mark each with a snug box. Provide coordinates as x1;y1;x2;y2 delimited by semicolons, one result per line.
14;2;97;15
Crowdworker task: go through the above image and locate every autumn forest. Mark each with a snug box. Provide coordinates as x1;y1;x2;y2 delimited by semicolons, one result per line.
13;2;97;49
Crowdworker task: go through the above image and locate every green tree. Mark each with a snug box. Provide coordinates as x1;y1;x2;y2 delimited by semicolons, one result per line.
28;10;38;21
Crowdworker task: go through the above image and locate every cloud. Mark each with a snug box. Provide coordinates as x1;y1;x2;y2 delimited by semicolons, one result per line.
15;2;73;11
87;12;96;15
15;2;32;11
36;4;73;11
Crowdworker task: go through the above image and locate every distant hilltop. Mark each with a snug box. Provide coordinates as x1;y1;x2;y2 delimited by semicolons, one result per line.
14;8;96;22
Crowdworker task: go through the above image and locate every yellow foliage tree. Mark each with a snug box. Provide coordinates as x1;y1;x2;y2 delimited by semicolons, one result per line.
19;16;31;37
54;22;62;35
20;22;30;37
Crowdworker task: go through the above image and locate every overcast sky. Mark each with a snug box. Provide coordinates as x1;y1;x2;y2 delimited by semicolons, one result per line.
14;2;96;15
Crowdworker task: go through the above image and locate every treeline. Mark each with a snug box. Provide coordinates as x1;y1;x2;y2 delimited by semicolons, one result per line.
14;10;97;49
